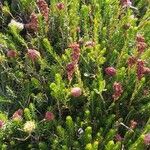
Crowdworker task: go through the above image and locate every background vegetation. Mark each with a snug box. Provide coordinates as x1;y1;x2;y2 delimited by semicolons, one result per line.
0;0;150;149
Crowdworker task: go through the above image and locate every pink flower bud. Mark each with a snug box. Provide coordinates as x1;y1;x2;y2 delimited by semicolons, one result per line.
0;120;4;128
56;2;65;10
45;112;55;121
7;50;17;58
27;49;41;61
71;87;82;97
144;133;150;145
105;67;116;76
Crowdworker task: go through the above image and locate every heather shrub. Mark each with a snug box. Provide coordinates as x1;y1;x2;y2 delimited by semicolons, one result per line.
0;0;150;149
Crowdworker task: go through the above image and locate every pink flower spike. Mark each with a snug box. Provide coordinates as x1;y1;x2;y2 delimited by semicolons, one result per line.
136;34;145;43
69;43;80;51
27;49;41;61
137;59;145;80
105;67;116;76
45;112;55;121
66;62;76;81
112;82;123;101
127;56;137;67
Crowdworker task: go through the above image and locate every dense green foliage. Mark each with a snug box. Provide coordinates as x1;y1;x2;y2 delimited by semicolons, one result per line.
0;0;150;149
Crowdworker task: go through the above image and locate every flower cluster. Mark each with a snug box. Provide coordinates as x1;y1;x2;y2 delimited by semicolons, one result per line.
136;34;147;54
66;43;80;81
37;0;49;22
8;19;24;31
105;67;116;76
127;56;137;67
71;87;82;97
112;82;123;100
23;121;36;133
137;60;150;80
25;13;38;32
27;49;41;61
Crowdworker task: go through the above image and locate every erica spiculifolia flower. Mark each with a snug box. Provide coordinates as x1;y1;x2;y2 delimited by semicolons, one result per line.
0;120;4;128
37;0;49;22
127;56;137;67
44;112;54;121
136;34;145;43
27;49;41;61
137;42;147;54
69;43;80;63
25;13;38;32
130;120;137;129
56;2;65;10
12;109;23;120
144;133;150;145
136;34;147;54
112;82;123;100
121;0;132;7
7;50;17;58
23;121;36;133
66;43;81;81
105;67;116;76
66;62;76;81
71;87;82;97
69;43;80;51
137;60;145;80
